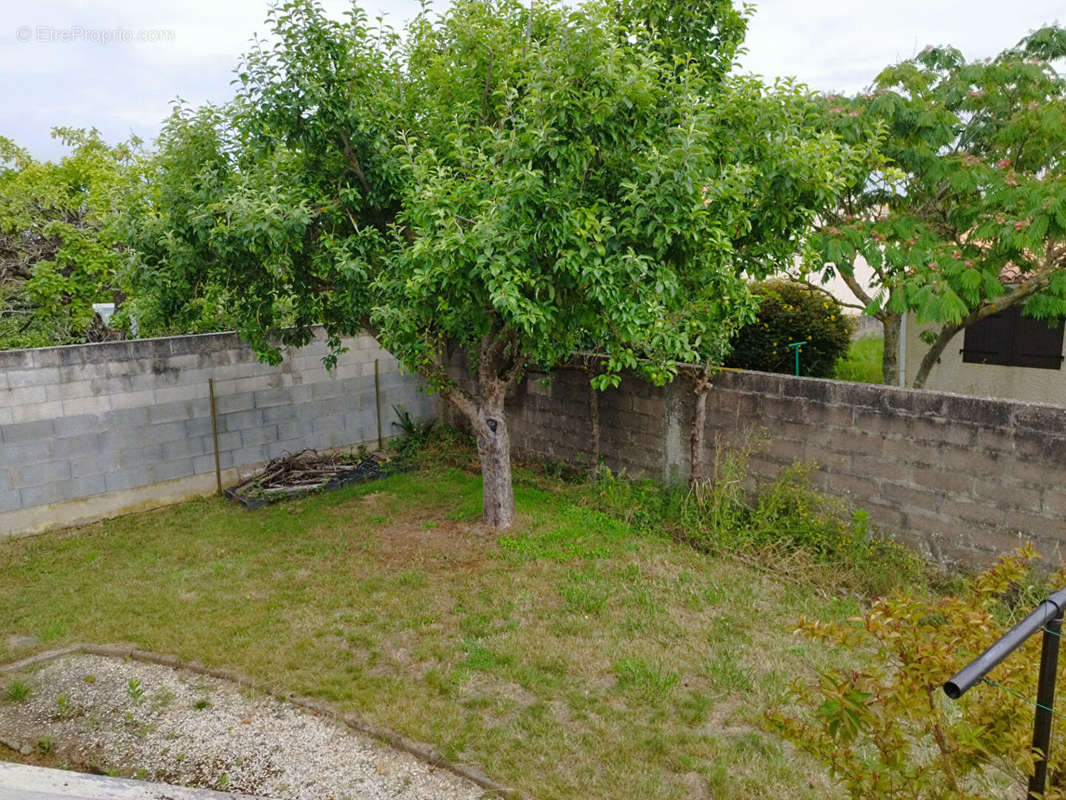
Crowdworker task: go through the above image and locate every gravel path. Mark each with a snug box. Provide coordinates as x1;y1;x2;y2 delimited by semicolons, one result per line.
0;654;493;800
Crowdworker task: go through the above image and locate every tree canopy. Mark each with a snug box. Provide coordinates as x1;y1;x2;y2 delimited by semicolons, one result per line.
124;0;854;526
799;26;1066;386
0;128;139;348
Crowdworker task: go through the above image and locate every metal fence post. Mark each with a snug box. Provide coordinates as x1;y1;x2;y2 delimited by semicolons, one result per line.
1029;609;1064;799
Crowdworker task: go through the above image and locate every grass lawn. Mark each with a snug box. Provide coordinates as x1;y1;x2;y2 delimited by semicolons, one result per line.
0;462;865;799
833;336;884;384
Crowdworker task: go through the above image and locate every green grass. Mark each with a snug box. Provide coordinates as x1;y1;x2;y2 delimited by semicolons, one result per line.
833;336;884;384
0;460;887;799
4;678;31;702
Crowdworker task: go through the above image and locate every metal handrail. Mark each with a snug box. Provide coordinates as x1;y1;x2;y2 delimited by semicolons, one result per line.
944;586;1066;799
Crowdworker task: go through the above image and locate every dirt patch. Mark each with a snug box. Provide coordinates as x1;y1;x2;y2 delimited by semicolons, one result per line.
372;519;497;571
0;653;492;800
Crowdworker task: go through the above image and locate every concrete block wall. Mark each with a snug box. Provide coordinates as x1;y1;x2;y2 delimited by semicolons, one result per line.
0;331;437;536
493;366;1066;569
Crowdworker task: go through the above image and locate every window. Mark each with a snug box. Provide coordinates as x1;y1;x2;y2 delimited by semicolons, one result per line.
961;306;1065;370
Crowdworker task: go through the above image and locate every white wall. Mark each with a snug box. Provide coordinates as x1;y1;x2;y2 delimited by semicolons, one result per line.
904;317;1066;406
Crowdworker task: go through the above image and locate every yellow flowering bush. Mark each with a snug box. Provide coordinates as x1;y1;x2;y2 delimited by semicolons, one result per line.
768;545;1066;799
725;279;853;377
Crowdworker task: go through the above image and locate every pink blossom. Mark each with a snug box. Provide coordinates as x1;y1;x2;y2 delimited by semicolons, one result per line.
1015;220;1029;230
952;251;962;259
1007;177;1019;186
929;262;939;270
996;158;1012;169
965;259;973;266
848;111;860;117
828;227;842;235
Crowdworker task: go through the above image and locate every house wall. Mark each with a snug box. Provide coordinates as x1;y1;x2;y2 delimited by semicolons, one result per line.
450;364;1066;569
0;331;436;537
904;316;1066;405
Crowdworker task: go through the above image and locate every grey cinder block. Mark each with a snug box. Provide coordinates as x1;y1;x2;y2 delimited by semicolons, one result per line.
1;419;55;446
13;460;72;489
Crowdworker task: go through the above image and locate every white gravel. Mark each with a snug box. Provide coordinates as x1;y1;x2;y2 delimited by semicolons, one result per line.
0;654;494;800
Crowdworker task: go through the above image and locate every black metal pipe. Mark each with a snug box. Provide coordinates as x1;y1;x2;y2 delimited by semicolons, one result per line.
945;587;1066;700
1028;610;1064;800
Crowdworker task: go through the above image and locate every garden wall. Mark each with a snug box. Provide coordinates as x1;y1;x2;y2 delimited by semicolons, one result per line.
0;331;436;537
486;366;1066;568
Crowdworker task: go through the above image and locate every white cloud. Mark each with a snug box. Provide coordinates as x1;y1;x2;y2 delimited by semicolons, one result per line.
739;0;1063;93
1;0;1061;159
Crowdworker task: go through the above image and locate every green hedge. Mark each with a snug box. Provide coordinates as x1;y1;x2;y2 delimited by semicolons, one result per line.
724;280;852;378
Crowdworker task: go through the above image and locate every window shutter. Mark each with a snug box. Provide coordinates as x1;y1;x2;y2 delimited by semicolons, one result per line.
963;310;1012;365
1014;313;1065;369
962;307;1064;370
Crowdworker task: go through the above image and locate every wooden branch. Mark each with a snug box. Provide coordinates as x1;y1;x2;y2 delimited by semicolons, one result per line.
838;265;875;310
912;261;1059;388
794;277;868;312
501;354;528;388
480;49;495;124
338;132;372;196
441;384;481;422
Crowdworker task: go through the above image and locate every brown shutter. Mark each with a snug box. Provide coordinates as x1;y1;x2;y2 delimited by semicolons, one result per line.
962;310;1012;365
1014;313;1065;369
962;307;1064;370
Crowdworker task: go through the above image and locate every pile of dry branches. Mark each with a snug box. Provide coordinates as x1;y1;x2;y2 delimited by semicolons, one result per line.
232;449;381;501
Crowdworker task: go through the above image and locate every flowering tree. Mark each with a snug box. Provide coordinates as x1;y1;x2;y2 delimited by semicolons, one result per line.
800;26;1066;387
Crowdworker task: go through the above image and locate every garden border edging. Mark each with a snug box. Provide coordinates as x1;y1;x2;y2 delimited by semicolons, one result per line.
0;642;525;800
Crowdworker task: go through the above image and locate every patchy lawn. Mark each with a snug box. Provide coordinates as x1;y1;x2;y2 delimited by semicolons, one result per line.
0;465;861;799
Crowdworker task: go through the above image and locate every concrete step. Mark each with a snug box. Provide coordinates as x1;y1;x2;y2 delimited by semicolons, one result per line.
0;762;271;800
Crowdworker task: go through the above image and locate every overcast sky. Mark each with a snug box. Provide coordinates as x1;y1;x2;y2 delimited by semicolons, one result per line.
1;0;1061;160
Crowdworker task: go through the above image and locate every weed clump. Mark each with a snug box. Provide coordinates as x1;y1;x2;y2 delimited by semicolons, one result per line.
587;435;923;596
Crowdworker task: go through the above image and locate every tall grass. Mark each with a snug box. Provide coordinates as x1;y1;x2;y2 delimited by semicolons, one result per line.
584;434;924;597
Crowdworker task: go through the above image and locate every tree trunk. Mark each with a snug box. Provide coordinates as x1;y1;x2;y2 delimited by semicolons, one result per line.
440;334;524;530
913;323;961;390
474;400;515;529
880;313;901;386
690;368;714;484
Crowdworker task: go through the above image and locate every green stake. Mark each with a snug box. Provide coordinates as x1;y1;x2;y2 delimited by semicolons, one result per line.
787;341;807;376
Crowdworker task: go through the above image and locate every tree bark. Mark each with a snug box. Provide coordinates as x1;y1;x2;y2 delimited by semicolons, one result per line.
912;323;960;390
880;313;901;386
689;367;715;484
582;362;601;477
439;332;524;530
588;378;601;477
473;398;515;529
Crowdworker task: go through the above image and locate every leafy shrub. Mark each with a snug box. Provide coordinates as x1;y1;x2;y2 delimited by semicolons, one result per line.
767;545;1066;800
725;279;853;377
390;405;436;458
